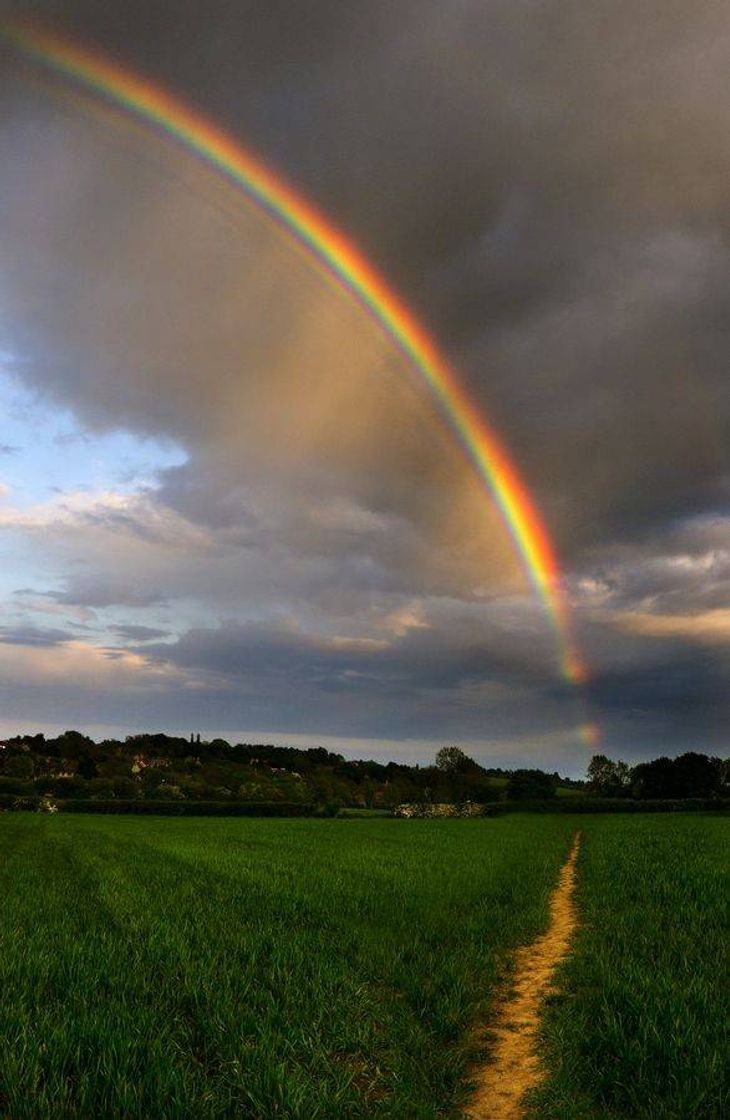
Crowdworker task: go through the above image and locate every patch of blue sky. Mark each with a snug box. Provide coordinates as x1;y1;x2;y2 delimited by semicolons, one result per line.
0;366;187;509
0;538;55;605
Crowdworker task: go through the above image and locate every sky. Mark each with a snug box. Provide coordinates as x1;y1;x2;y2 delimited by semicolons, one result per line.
0;1;729;774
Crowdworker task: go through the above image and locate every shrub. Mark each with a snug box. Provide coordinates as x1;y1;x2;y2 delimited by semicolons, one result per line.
501;798;727;813
0;778;34;797
58;799;315;817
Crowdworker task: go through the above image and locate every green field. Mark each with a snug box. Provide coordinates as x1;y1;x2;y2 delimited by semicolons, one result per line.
527;815;729;1120
0;813;726;1118
0;814;574;1118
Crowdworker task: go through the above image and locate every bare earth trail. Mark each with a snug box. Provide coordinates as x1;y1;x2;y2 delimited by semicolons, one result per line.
465;832;582;1120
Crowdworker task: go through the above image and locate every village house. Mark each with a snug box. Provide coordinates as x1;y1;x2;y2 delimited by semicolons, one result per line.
131;754;171;775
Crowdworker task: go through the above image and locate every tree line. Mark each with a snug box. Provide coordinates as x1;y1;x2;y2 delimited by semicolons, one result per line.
586;752;728;800
0;731;727;811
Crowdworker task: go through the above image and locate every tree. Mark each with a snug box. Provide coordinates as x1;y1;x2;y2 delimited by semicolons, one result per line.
468;778;500;803
717;757;730;796
4;754;34;781
672;752;721;798
506;769;556;800
586;754;632;797
631;757;677;799
76;752;98;781
111;778;138;799
54;730;94;754
435;746;473;773
631;752;720;799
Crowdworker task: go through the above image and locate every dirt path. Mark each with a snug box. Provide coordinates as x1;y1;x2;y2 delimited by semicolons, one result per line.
465;831;581;1120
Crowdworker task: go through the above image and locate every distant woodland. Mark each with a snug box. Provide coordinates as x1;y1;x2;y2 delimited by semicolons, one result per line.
0;732;727;814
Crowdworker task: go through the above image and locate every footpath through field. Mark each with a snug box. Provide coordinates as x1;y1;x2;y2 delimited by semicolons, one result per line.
465;831;581;1120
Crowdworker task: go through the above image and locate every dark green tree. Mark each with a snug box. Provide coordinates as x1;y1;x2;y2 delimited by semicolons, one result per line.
76;752;98;781
4;754;34;781
586;754;632;797
631;757;678;799
672;752;722;798
506;768;556;800
55;730;94;754
434;746;472;773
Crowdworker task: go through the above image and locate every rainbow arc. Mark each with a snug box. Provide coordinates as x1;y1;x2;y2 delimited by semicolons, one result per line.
2;20;587;690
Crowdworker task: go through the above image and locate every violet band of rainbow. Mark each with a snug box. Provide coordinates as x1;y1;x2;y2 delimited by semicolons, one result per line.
2;20;587;687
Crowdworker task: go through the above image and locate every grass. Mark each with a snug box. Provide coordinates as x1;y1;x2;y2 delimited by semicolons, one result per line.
527;814;729;1120
0;813;576;1119
2;813;726;1118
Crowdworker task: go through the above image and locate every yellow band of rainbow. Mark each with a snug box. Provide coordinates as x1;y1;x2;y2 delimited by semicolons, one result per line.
1;20;586;686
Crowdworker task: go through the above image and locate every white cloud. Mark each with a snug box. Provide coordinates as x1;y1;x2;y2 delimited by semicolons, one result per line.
0;637;192;690
614;607;730;645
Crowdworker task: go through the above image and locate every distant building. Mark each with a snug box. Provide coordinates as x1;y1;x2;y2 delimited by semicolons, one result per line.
131;754;170;774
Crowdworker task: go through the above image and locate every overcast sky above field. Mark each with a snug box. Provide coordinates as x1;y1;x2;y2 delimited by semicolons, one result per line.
0;1;729;773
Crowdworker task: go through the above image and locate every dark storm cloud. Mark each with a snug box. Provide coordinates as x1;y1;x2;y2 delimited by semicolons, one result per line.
575;515;730;614
140;612;555;691
134;610;572;741
588;647;727;720
583;643;730;760
3;0;729;559
1;1;730;757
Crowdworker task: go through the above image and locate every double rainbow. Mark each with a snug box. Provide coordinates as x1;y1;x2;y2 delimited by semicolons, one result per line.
2;20;586;686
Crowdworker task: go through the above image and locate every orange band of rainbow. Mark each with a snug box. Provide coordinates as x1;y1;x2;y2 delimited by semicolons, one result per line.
1;20;586;686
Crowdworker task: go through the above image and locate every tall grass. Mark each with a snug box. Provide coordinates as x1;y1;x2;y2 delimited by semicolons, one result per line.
0;813;575;1118
528;815;729;1120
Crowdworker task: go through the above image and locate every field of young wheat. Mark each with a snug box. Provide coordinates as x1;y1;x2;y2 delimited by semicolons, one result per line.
0;814;574;1118
527;814;729;1120
0;812;726;1118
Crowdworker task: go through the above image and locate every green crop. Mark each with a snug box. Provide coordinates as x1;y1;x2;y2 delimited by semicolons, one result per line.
528;814;729;1120
0;813;574;1118
2;813;725;1118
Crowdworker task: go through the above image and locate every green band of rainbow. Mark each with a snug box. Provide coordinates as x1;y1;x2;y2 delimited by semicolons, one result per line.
1;20;586;686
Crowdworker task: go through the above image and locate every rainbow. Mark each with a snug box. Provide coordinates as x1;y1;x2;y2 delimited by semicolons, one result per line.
1;20;586;686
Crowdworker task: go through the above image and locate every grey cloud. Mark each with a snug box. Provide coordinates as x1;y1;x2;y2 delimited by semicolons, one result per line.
0;624;74;646
44;580;167;609
584;645;730;758
134;608;579;740
574;514;730;616
126;605;730;754
110;624;170;642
